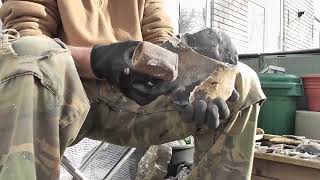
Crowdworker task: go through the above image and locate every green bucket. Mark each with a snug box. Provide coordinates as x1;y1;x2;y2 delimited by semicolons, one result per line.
258;74;303;135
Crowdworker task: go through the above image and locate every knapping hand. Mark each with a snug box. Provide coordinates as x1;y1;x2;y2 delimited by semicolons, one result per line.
179;90;239;129
90;41;177;105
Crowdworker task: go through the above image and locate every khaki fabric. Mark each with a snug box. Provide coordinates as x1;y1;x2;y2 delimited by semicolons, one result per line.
0;0;173;45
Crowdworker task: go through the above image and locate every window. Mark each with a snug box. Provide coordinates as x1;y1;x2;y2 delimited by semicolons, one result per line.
179;0;209;33
247;1;266;53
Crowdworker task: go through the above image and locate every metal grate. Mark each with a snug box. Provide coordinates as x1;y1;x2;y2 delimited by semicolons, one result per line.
109;148;146;180
60;138;101;180
81;144;129;179
60;138;145;180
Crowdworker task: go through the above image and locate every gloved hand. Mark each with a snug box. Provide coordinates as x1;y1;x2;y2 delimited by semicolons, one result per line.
90;41;177;105
178;90;239;129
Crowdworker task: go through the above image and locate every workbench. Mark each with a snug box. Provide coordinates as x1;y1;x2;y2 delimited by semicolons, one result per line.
252;151;320;180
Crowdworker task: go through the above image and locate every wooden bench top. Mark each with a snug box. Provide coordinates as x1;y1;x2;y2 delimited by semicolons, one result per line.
255;151;320;170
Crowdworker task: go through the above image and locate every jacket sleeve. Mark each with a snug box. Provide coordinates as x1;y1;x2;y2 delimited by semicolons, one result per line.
0;0;60;37
142;0;174;44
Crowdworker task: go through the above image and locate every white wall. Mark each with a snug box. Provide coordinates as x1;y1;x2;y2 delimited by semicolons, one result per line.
283;0;314;51
314;19;320;47
213;0;283;54
314;0;320;48
213;0;249;53
0;1;2;31
164;0;180;34
261;0;283;53
315;0;320;20
165;0;315;53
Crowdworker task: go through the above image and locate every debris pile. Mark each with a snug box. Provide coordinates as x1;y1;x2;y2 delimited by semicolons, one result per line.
167;162;193;180
255;133;320;159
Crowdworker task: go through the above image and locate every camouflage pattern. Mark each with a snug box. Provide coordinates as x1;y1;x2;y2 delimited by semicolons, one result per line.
82;53;266;180
0;34;90;180
186;104;261;180
0;34;265;180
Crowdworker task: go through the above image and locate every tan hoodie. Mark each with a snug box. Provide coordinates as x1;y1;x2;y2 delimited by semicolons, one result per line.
0;0;173;46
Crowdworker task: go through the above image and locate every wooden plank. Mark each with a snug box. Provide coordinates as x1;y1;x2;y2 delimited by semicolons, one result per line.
269;137;301;146
262;134;281;140
255;152;320;170
262;134;320;143
253;158;320;180
251;175;275;180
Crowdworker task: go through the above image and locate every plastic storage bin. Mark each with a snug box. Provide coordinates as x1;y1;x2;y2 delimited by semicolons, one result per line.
258;74;303;135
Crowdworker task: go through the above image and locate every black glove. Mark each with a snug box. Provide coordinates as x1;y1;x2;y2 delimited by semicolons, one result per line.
179;90;240;129
90;41;177;105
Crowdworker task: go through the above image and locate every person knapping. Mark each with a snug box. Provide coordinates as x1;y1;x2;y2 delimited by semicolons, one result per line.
0;1;265;179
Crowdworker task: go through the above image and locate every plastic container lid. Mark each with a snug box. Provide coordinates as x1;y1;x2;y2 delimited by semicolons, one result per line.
301;74;320;79
258;73;303;96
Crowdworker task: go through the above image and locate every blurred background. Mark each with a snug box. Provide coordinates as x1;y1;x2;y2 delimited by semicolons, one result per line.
164;0;320;54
